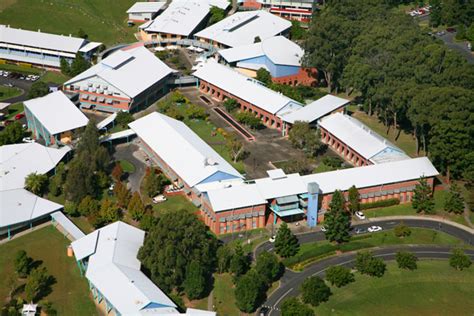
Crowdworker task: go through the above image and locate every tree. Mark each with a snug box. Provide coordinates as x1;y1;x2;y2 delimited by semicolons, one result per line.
208;6;226;25
216;244;233;273
223;98;239;112
185;104;207;120
63;200;79;217
394;222;411;237
274;222;299;258
0;120;24;145
235;111;263;129
27;82;49;99
111;163;123;182
325;265;355;287
60;57;71;75
183;260;207;300
290;20;306;40
235;270;266;313
5;274;18;299
115;111;134;128
77;195;98;217
324;190;351;243
355;251;386;277
444;184;465;214
301;276;331;307
347;185;360;214
128;192;145;221
230;243;250;278
281;297;314;316
449;248;472;271
227;135;245;163
139;212;157;231
14;250;32;278
255;252;283;285
143;168;167;198
412;177;434;214
77;28;88;39
288;122;324;157
24;267;51;302
256;68;272;85
113;181;131;209
24;172;48;196
138;209;218;293
98;198;121;226
69;52;91;76
48;162;65;196
396;251;418;270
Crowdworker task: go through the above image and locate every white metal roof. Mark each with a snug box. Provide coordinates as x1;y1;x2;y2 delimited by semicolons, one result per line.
206;183;267;212
193;60;302;115
0;24;86;53
317;113;408;162
302;157;439;194
78;41;102;53
99;129;136;143
24;91;89;135
0;143;71;191
254;172;307;200
127;2;166;13
65;46;175;98
195;11;291;48
219;36;303;66
96;112;117;130
140;1;212;37
72;222;178;315
50;211;85;240
282;95;350;124
0;189;63;228
129;112;243;187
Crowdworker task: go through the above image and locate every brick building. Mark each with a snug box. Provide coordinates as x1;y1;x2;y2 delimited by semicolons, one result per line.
239;0;316;23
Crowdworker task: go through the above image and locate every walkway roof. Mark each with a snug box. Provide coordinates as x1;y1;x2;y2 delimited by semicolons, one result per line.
281;95;350;124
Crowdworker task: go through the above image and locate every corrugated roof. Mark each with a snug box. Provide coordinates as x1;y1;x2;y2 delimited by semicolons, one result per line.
195;11;291;48
282;95;350;124
127;1;166;13
193;60;302;115
50;211;85;240
24;91;89;135
206;183;266;212
317;113;408;162
302;157;439;194
254;172;307;200
0;24;86;53
65;46;175;98
129;112;243;187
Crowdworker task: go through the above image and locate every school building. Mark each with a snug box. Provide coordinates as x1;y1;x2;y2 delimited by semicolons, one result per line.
0;24;101;69
63;46;175;113
24;91;89;146
239;0;315;23
218;35;317;86
126;1;166;23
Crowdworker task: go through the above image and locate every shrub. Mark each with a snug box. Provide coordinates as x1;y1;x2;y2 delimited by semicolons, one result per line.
355;251;386;277
449;248;472;271
325;265;355;287
360;198;400;210
235;111;263;129
396;251;418;270
301;276;331;307
394;223;411;238
223;98;239;112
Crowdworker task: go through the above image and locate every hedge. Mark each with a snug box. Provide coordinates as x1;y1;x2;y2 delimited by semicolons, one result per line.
360;198;400;210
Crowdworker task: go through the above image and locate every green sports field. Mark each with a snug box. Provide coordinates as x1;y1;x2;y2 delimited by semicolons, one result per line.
0;0;137;45
315;260;474;316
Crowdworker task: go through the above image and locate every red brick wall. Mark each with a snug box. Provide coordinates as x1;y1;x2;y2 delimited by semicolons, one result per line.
272;68;318;87
320;126;371;166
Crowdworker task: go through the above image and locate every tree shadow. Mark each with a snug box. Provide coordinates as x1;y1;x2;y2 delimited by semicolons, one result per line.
30;259;43;270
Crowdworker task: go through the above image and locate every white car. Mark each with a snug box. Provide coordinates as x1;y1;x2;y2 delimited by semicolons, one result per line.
320;225;327;232
368;226;383;233
355;211;366;220
269;235;276;243
152;194;167;204
22;137;35;143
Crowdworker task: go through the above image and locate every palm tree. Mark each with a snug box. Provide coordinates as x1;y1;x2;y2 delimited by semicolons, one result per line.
25;172;47;195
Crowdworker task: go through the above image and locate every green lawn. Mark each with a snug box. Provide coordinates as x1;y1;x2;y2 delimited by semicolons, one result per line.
0;63;69;85
40;71;70;85
5;102;24;119
0;85;22;101
152;195;199;214
351;110;421;157
0;63;42;75
69;216;94;234
213;273;239;316
315;261;474;316
119;159;135;173
0;0;137;45
0;226;97;315
364;190;469;226
283;228;466;270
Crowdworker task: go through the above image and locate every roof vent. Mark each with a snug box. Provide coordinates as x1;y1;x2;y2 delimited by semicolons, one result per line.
204;157;217;166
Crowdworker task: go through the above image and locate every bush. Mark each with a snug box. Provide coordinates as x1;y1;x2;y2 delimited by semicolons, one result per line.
281;297;314;316
355;251;386;277
223;98;239;112
235;111;263;129
322;156;343;168
301;276;331;307
325;265;355;287
449;248;472;271
394;223;411;238
360;198;400;210
396;251;418;270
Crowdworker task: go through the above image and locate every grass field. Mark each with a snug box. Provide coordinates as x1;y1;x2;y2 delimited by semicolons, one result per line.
119;159;135;173
40;71;70;85
283;228;465;269
315;261;474;316
213;273;239;316
0;226;97;315
152;195;199;214
0;0;137;45
5;102;24;119
0;85;22;101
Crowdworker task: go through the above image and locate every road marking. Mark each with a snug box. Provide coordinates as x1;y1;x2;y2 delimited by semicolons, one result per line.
273;288;293;308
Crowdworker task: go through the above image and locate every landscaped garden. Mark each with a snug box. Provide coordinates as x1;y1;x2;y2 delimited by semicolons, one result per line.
314;260;474;315
0;226;97;315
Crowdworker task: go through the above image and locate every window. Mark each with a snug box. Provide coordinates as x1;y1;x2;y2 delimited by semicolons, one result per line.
252;220;257;228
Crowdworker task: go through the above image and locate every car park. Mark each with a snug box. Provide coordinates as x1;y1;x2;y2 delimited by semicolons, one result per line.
355;211;366;220
368;225;383;233
152;194;167;204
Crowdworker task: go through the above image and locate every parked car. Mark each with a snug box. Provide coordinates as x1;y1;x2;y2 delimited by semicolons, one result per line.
14;113;25;120
355;211;366;220
320;225;327;232
446;27;456;33
152;194;167;204
368;225;383;233
355;227;367;234
22;137;35;143
108;183;115;192
269;235;276;243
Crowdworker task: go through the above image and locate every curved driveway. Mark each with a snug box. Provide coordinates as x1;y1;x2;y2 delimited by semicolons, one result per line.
257;218;474;315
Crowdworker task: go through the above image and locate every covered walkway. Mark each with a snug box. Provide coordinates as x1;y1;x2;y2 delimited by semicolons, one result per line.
51;211;85;241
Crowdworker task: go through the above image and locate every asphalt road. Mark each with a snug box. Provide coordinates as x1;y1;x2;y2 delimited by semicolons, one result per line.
435;32;474;64
112;142;147;193
0;76;32;103
263;246;474;315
